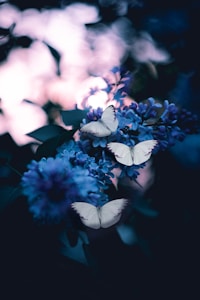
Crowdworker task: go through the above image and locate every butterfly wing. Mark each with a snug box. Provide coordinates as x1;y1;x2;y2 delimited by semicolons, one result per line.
71;202;101;229
101;105;118;133
81;106;118;137
107;142;134;166
81;121;111;137
132;140;158;165
99;199;128;228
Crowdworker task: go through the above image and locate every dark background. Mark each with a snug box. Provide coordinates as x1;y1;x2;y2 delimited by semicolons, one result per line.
1;1;200;299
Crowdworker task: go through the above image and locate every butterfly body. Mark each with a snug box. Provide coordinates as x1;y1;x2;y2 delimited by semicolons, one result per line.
71;199;128;229
80;105;118;137
107;140;158;166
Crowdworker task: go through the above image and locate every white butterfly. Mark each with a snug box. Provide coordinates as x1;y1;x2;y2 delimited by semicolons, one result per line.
71;199;128;229
80;105;118;137
107;140;158;166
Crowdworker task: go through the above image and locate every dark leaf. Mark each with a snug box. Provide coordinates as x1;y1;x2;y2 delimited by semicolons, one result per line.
66;229;79;247
0;149;12;163
59;230;89;265
43;41;61;75
35;129;75;159
82;242;97;268
116;224;138;246
61;109;88;128
43;41;61;64
27;124;68;142
0;185;22;212
134;198;159;218
15;35;33;48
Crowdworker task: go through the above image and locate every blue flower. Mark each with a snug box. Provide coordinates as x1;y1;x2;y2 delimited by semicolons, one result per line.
56;97;198;202
118;165;141;181
117;108;142;131
92;137;107;148
143;97;162;119
159;100;178;124
21;157;100;223
86;107;103;121
57;141;114;203
137;125;154;141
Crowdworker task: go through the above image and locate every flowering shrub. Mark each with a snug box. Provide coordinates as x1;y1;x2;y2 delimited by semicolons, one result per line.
21;66;199;229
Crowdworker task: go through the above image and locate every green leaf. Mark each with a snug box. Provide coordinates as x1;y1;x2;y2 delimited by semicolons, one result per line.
27;124;68;142
61;109;88;128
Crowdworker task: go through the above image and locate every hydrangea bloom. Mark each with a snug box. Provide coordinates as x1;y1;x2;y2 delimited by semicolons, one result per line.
21;157;101;223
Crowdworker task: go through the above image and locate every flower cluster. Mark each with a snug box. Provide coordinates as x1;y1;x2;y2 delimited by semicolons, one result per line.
57;140;113;195
21;157;101;223
21;66;199;226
